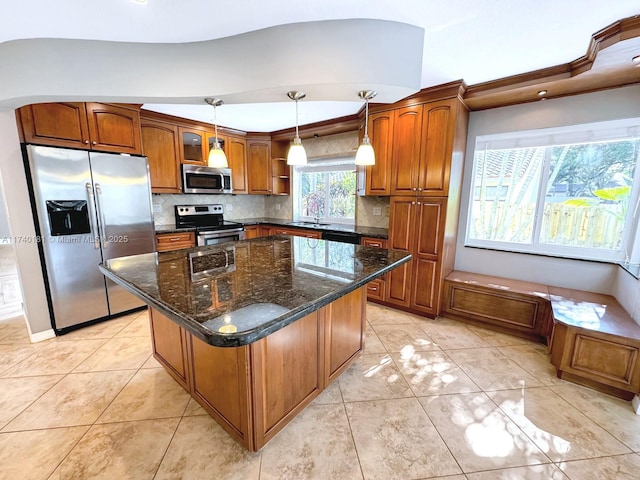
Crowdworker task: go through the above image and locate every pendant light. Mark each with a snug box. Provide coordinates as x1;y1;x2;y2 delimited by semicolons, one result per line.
355;90;377;166
204;97;228;168
286;91;307;165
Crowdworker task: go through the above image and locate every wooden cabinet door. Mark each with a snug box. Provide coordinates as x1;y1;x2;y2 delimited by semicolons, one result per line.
391;105;423;195
364;110;394;195
18;102;91;149
141;119;182;193
227;137;248;194
244;226;260;239
85;103;142;154
324;287;364;383
386;197;416;308
418;99;455;196
411;199;446;315
190;335;251;446
179;127;207;165
251;312;322;449
149;309;190;390
247;140;272;194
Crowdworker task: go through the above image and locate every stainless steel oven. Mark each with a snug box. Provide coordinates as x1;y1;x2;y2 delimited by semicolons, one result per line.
196;227;245;246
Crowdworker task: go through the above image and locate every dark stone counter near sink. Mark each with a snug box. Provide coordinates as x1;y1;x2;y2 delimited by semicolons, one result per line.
99;236;410;347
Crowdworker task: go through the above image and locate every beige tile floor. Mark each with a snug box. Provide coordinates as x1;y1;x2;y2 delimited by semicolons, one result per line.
1;304;640;479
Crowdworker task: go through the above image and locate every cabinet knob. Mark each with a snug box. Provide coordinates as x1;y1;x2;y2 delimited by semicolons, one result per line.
84;140;89;144
411;202;415;205
417;202;421;205
92;141;97;145
418;188;423;191
413;187;417;191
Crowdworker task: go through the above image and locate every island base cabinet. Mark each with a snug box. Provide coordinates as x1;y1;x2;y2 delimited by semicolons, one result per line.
190;337;253;448
149;309;190;390
148;287;366;451
251;311;322;449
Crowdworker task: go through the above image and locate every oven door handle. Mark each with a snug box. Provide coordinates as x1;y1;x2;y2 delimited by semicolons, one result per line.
198;227;244;236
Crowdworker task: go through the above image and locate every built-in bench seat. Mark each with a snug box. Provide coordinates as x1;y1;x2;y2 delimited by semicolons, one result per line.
548;287;640;400
442;271;553;344
443;270;640;400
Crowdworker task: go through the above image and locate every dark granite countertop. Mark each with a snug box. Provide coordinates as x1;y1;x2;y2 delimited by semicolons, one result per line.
156;218;388;239
100;236;409;347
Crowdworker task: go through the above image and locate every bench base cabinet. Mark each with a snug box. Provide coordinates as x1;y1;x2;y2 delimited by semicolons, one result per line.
149;287;365;451
550;323;640;400
442;276;552;343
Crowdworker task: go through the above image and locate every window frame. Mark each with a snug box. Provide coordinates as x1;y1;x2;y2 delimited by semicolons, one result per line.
465;118;640;263
292;157;356;225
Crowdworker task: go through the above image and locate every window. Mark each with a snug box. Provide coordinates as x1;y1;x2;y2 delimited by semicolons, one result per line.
467;118;640;262
293;157;356;224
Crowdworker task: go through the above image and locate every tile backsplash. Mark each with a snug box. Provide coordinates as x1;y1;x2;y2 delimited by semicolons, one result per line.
152;194;266;226
153;193;389;229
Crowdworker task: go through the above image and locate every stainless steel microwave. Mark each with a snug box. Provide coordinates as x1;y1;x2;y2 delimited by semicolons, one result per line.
182;164;232;194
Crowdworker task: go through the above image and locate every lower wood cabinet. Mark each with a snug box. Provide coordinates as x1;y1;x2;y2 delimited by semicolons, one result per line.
386;197;446;316
155;232;195;252
149;309;190;389
243;225;260;239
148;287;365;451
361;237;388;302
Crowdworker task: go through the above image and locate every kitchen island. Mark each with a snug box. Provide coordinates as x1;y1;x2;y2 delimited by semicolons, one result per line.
99;235;410;451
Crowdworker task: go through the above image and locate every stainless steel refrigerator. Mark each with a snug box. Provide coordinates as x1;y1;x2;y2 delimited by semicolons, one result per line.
24;145;156;332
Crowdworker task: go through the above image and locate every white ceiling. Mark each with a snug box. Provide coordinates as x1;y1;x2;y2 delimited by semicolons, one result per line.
1;0;639;132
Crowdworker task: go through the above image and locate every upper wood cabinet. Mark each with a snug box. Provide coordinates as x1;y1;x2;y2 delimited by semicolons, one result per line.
226;136;248;194
141;117;182;193
390;105;423;195
357;110;394;196
18;102;142;155
179;127;207;165
418;99;458;196
247;138;272;194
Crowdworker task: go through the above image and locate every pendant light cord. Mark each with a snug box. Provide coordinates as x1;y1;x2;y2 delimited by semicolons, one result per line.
364;97;369;137
295;98;300;140
214;104;219;144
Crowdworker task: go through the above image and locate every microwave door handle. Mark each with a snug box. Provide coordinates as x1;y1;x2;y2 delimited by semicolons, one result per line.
85;182;100;249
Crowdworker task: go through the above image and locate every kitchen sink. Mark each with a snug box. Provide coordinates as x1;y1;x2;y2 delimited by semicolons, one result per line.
287;221;330;228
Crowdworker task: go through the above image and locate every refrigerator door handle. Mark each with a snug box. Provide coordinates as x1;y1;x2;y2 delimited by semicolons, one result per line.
94;183;108;250
85;182;100;249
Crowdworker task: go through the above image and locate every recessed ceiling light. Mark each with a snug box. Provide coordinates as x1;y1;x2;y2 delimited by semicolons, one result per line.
632;55;640;63
537;90;548;97
131;0;148;4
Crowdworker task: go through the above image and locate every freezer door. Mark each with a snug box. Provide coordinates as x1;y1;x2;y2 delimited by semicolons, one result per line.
89;153;156;314
26;145;109;329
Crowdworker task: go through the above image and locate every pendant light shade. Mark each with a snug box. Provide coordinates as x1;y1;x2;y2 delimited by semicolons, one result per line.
355;90;377;166
204;97;228;168
287;91;307;165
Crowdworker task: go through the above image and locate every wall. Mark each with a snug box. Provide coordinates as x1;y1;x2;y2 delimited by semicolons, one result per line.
0;111;52;338
455;85;640;314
